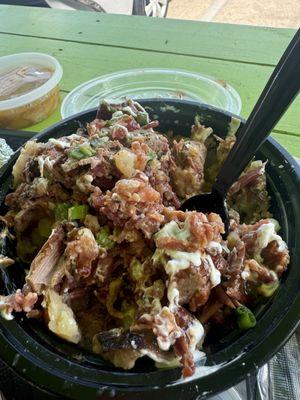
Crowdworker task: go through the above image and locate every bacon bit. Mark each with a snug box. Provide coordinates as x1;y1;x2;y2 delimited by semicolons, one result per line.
163;208;186;223
98;173;164;238
131;141;149;172
155;236;191;251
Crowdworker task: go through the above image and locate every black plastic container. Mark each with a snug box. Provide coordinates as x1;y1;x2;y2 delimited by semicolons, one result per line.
0;99;300;400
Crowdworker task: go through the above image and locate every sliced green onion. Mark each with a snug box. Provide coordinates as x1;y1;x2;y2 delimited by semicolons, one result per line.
69;144;96;159
54;203;70;221
69;149;85;160
136;111;149;126
96;225;115;249
257;281;279;297
235;305;256;330
68;205;88;221
79;144;96;157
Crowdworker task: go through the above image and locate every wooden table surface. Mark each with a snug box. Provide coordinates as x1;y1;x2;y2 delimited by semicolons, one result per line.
0;5;299;156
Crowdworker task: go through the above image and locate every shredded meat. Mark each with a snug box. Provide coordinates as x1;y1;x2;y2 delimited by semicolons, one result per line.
170;139;207;198
65;228;99;278
174;335;195;377
145;158;180;208
97;173;164;238
229;163;266;196
26;225;65;293
153;307;182;351
176;266;211;311
261;240;290;276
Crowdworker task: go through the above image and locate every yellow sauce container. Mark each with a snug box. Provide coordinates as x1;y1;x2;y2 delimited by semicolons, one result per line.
0;53;63;129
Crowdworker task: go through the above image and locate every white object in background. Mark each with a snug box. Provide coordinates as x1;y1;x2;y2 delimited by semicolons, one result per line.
145;0;168;17
45;0;133;13
95;0;133;14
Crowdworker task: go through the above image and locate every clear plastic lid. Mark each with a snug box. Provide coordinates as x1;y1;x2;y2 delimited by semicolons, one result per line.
61;68;241;118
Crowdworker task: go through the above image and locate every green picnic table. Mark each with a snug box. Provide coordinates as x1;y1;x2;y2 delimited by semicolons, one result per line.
0;5;299;157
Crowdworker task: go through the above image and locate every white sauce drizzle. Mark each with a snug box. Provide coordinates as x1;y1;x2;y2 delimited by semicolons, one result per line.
255;221;286;262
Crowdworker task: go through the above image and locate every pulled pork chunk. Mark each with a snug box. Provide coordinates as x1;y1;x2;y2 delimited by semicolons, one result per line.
145;156;180;208
170;139;208;199
26;225;65;293
97;173;164;238
126;131;170;159
153;307;182;351
261;240;290;277
153;305;204;377
228;161;271;224
223;239;247;302
176;266;211;312
232;219;289;272
223;218;289;302
65;227;99;278
204;125;237;189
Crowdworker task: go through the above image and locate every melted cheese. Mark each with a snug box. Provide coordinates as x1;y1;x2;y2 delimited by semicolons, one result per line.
154;220;190;241
164;250;202;275
255;221;286;262
167;283;179;310
187;319;205;352
205;255;221;287
206;241;222;255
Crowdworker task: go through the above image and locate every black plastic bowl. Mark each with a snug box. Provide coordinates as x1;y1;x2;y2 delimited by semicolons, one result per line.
0;99;300;400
